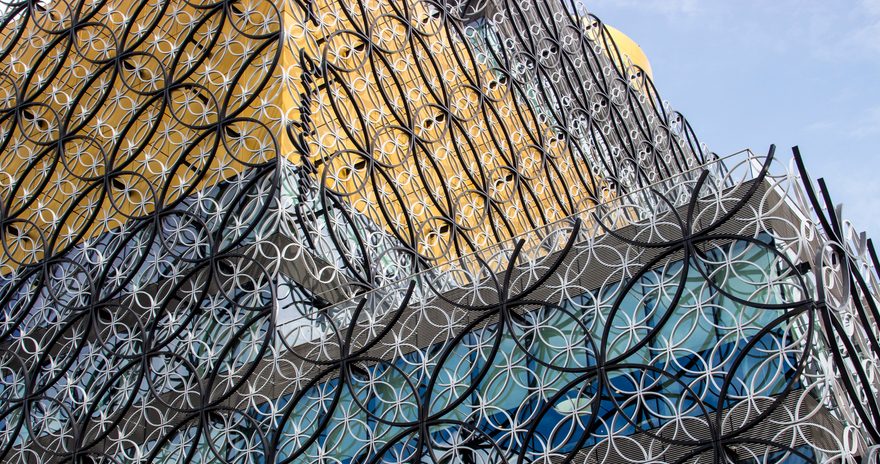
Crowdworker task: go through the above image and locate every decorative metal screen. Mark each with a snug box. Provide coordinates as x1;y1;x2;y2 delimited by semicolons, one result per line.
0;0;878;463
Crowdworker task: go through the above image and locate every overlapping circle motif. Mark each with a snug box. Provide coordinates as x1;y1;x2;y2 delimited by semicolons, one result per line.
0;0;878;462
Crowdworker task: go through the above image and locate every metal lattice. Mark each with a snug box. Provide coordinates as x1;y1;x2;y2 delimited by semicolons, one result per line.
0;0;878;462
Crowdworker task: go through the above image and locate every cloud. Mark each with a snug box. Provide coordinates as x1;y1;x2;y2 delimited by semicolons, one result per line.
862;0;880;14
804;0;880;59
805;120;837;132
585;0;703;18
802;106;880;138
851;0;880;54
586;0;880;59
848;106;880;138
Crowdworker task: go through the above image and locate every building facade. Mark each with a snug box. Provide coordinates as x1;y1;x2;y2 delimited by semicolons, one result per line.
0;0;878;462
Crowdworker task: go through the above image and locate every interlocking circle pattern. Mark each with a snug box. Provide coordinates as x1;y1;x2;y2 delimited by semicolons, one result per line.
0;0;878;462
